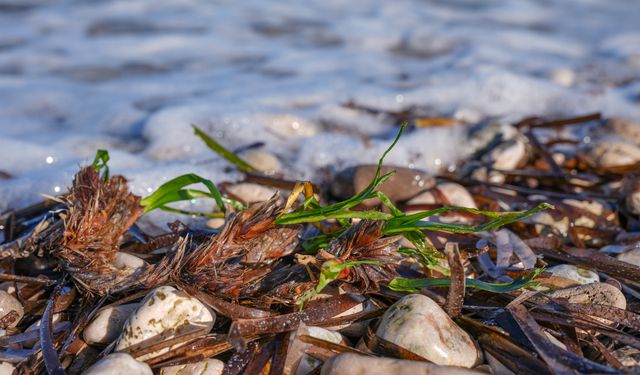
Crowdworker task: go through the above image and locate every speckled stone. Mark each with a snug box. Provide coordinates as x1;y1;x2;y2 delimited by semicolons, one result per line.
160;358;224;375
546;264;599;285
83;353;152;375
115;286;215;361
321;353;485;375
0;290;23;328
376;294;480;368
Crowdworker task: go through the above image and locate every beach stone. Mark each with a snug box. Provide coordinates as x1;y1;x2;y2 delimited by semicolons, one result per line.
331;165;435;204
617;248;640;267
262;114;318;138
407;182;477;208
489;139;526;171
114;252;148;273
237;149;282;174
546;265;599;285
321;353;484;375
115;286;215;361
159;358;224;375
548;282;626;310
0;362;15;375
375;294;480;368
83;353;152;375
612;346;640;367
583;140;640;169
603;118;640;145
284;324;347;375
226;183;277;204
0;290;23;328
83;303;138;345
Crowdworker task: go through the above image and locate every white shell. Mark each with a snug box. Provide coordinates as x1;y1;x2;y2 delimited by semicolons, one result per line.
83;353;152;375
376;294;480;368
160;358;224;375
320;353;484;375
0;290;23;328
83;304;138;345
115;286;215;361
226;183;277;204
546;264;599;285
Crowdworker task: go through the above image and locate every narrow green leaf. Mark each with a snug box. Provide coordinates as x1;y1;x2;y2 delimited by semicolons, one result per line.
192;124;256;173
140;173;229;215
388;268;544;293
91;149;110;182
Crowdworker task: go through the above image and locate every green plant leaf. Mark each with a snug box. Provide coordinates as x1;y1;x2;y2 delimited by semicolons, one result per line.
388;268;544;293
192;124;256;173
140;173;236;216
91;149;110;182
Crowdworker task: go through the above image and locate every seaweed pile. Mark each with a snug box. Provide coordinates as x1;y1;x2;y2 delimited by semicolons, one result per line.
3;114;640;374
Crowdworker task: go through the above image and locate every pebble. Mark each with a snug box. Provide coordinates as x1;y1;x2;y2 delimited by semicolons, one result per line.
617;248;640;267
0;290;23;328
284;324;347;375
113;252;148;274
407;182;477;209
160;358;224;375
375;294;480;368
0;362;15;375
488;139;527;171
226;183;277;204
237;149;282;174
612;346;640;367
83;353;152;375
115;286;215;361
546;264;599;285
83;303;138;345
548;282;626;310
583;140;640;169
262;114;318;138
321;353;484;375
603;118;640;145
331;165;435;204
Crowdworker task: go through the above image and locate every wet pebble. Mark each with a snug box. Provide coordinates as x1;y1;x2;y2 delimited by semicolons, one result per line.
0;290;23;328
546;264;599;285
160;358;224;375
237;149;282;174
226;183;277;204
115;286;215;361
321;353;484;375
375;294;480;368
83;353;152;375
83;303;138;345
284;324;347;375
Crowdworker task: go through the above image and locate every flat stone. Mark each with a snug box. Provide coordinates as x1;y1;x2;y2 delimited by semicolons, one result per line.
83;303;138;345
226;183;277;204
546;264;599;285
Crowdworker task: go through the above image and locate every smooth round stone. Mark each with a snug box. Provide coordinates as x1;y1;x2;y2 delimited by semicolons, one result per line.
262;114;317;138
160;358;224;375
546;265;599;285
83;304;138;345
0;362;15;375
113;252;148;274
115;286;215;361
584;141;640;168
407;182;477;209
321;353;484;375
206;218;226;229
548;282;626;310
488;139;526;171
237;149;282;174
617;249;640;267
376;294;480;368
0;290;23;328
83;353;152;375
226;183;277;204
284;324;347;375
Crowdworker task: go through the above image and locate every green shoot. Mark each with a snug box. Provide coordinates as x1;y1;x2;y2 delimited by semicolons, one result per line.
140;173;243;217
192;125;256;173
297;259;382;310
388;268;544;293
91;149;110;182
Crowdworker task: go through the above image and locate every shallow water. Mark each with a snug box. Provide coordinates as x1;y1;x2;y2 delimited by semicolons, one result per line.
0;0;639;227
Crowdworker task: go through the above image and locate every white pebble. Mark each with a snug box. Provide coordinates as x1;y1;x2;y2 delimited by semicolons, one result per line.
0;290;23;328
546;264;599;285
226;183;276;204
321;353;484;375
83;353;152;375
83;304;138;345
160;358;224;375
238;149;282;174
